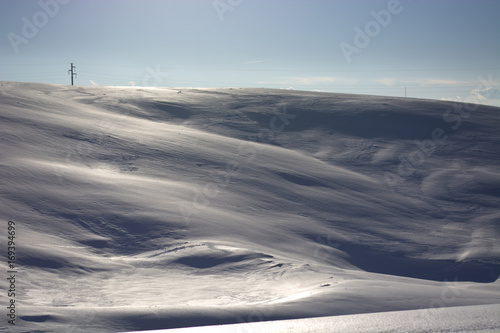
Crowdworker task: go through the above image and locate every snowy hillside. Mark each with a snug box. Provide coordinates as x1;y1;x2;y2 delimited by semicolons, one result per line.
0;82;499;333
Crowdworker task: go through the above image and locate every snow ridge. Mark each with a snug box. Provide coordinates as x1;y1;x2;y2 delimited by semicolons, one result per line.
0;82;499;332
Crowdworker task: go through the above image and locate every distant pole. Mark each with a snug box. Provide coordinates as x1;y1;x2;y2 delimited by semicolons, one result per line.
405;86;406;98
68;63;77;85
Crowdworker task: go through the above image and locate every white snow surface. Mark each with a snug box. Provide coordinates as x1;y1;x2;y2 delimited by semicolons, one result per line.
0;82;499;332
125;304;500;333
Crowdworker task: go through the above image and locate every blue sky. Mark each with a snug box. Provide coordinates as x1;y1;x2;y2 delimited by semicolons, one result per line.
1;0;499;106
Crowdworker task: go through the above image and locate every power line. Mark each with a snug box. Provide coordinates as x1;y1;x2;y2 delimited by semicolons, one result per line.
1;63;499;72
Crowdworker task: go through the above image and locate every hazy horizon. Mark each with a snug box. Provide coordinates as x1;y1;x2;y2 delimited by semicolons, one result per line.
1;0;499;106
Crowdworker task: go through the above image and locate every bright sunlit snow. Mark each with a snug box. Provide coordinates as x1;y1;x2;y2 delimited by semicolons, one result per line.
0;82;499;332
125;304;500;333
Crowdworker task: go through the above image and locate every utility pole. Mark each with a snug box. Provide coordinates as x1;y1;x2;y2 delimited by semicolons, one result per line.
68;63;77;85
405;86;406;98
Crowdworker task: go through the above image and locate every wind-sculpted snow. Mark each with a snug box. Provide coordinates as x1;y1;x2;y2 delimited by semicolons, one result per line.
0;82;499;332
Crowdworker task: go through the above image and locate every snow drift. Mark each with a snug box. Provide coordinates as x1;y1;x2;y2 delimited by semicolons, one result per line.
0;82;499;332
